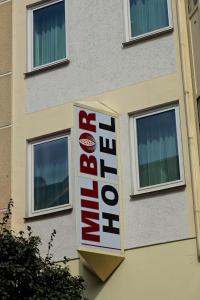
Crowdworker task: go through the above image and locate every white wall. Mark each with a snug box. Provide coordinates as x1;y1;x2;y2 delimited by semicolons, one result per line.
120;114;190;249
27;0;176;112
23;0;185;260
26;211;78;260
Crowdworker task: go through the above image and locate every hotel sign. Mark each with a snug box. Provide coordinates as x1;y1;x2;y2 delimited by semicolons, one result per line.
76;106;121;250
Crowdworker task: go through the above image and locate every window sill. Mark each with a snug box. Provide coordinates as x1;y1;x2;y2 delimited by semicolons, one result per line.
130;181;186;199
24;58;70;78
24;205;73;221
122;27;173;48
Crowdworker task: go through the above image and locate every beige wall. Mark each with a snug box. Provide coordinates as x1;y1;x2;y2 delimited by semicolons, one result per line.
188;6;200;98
0;74;11;127
0;127;11;209
0;0;12;217
69;239;200;300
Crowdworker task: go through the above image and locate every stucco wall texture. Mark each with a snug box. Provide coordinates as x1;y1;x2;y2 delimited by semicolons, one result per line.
27;0;176;112
120;114;189;250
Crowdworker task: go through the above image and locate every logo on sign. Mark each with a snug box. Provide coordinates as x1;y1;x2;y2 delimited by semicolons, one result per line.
79;132;96;153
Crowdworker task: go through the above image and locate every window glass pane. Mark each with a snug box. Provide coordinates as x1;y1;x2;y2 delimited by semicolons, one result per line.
33;1;66;67
34;137;69;211
136;110;180;187
130;0;169;37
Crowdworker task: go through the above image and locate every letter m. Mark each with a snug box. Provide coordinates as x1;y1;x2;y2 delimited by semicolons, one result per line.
81;210;100;242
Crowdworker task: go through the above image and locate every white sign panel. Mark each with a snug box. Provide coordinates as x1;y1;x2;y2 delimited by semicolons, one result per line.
75;106;121;250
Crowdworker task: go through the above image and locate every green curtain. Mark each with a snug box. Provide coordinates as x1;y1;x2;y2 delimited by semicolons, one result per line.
33;1;66;67
136;110;180;188
34;137;69;211
130;0;169;37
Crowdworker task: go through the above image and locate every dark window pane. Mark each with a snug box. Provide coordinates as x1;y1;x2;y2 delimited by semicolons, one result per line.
136;110;180;187
34;137;69;211
130;0;169;37
33;1;66;67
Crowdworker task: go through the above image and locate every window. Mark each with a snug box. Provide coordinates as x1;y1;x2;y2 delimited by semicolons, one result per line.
130;106;184;194
125;0;172;40
28;134;71;216
28;0;67;71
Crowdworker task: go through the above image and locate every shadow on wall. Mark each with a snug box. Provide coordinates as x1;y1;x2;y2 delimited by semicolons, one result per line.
79;260;105;300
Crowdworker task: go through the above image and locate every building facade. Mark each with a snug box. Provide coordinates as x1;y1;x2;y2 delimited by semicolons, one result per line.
1;0;200;299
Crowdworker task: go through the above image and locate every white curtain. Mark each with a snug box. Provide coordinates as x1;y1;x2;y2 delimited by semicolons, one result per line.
136;110;180;187
130;0;169;37
33;1;66;67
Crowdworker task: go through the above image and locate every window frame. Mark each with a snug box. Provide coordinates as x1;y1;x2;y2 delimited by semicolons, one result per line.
28;133;72;217
124;0;173;42
27;0;68;72
130;105;185;195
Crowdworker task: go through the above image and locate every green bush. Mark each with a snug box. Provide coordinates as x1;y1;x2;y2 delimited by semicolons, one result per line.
0;200;85;300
